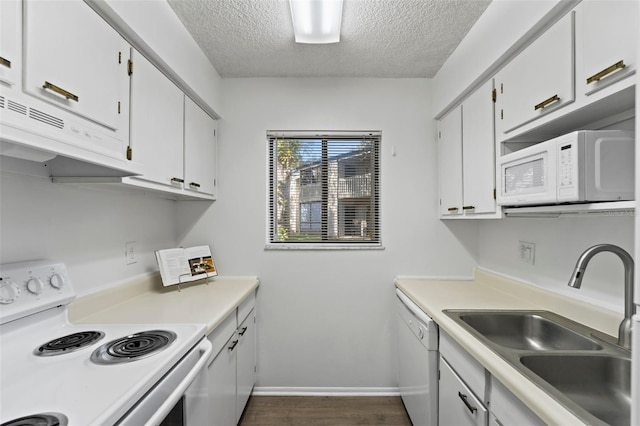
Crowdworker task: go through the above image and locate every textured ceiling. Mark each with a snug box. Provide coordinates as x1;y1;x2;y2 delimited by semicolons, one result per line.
167;0;492;78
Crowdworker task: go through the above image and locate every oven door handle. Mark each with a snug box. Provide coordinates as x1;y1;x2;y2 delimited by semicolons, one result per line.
145;339;213;426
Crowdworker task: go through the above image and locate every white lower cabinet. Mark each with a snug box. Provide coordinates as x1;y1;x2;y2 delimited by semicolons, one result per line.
207;293;257;425
236;308;256;423
439;356;488;426
208;330;239;426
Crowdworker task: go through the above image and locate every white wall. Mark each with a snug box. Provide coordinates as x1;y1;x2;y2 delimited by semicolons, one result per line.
176;78;478;391
477;216;634;313
0;158;177;296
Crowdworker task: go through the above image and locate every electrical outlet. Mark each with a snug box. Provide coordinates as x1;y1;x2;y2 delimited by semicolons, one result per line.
125;241;137;265
519;241;535;265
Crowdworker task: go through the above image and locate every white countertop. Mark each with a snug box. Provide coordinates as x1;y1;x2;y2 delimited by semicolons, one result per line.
69;273;259;335
395;269;623;426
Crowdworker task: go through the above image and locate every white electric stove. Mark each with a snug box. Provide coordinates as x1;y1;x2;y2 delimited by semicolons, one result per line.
0;260;212;426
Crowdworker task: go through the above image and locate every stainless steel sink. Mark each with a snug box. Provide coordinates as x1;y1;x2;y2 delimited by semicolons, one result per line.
520;354;630;426
443;309;631;426
453;311;602;351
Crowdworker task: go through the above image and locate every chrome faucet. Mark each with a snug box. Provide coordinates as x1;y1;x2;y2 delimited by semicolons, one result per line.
568;244;635;349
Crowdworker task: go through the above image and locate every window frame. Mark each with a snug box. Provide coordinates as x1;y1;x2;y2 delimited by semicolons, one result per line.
266;131;383;250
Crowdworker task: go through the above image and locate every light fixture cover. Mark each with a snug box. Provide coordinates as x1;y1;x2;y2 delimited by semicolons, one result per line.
289;0;344;44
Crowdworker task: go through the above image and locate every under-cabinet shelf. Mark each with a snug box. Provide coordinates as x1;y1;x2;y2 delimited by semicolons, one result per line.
503;201;635;218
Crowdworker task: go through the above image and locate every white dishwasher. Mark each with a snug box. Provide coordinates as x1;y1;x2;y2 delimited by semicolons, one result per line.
396;289;439;425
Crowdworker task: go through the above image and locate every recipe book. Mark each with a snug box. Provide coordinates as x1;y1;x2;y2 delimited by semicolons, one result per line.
155;245;217;287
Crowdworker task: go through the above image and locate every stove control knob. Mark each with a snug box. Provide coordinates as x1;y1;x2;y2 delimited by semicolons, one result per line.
0;280;21;304
49;273;66;289
26;278;44;295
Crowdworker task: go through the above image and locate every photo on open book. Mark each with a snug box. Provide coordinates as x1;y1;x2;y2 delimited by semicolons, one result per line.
188;255;216;276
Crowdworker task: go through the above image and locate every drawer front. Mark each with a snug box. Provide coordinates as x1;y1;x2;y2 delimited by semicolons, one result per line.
489;377;545;426
238;290;256;324
440;331;486;399
439;356;488;426
207;311;237;359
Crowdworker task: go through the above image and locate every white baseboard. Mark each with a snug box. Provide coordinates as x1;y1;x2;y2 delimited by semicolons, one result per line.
252;387;400;397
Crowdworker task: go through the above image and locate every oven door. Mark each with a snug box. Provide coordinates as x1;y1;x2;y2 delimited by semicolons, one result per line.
116;338;213;426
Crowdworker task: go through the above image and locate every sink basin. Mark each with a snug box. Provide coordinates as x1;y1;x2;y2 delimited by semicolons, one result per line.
520;354;630;426
450;311;602;351
443;309;631;425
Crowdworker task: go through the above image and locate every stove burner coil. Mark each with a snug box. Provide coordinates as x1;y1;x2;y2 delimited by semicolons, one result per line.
34;331;105;357
0;412;68;426
90;330;177;365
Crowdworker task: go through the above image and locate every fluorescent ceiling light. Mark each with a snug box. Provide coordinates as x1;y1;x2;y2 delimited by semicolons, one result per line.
289;0;344;44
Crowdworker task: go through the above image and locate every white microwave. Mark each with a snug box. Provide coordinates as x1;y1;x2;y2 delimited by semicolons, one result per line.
497;130;634;206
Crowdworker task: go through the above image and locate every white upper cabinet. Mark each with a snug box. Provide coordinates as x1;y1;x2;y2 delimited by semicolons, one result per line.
496;12;575;137
462;80;497;215
184;97;217;198
438;106;463;217
0;1;20;87
577;0;638;96
22;0;128;131
130;50;184;187
438;81;499;219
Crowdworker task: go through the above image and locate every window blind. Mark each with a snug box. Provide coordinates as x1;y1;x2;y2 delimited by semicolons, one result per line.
268;131;381;247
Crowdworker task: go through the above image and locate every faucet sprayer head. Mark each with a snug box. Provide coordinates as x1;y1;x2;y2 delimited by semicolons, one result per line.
567;268;584;288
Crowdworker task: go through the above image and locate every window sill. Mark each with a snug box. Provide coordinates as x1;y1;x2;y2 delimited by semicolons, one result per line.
264;243;385;251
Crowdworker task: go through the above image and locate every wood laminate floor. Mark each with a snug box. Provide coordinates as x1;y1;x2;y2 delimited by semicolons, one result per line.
238;396;412;426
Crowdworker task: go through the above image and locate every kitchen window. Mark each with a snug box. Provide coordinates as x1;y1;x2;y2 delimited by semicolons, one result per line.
267;131;381;249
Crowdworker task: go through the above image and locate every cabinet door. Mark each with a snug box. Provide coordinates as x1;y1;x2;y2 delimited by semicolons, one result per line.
236;309;256;423
130;50;184;187
0;0;20;87
578;0;638;96
208;333;238;426
496;12;575;135
23;0;127;130
438;106;463;216
184;97;217;197
439;356;488;426
462;80;496;215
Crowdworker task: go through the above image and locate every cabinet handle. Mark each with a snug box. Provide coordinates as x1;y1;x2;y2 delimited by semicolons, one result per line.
0;57;11;69
534;94;559;111
447;207;459;212
458;392;478;414
238;326;248;336
189;182;201;188
43;81;79;102
228;339;239;351
462;205;475;210
586;60;626;84
171;177;184;184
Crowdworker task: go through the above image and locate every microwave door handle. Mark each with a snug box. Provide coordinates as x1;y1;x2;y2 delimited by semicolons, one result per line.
144;339;213;426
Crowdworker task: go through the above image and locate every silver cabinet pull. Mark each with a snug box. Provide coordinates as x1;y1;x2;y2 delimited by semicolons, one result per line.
458;392;478;414
43;81;79;102
189;182;201;188
447;207;459;212
171;177;184;184
0;57;11;68
462;205;475;210
238;326;248;336
534;94;559;111
586;60;626;84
